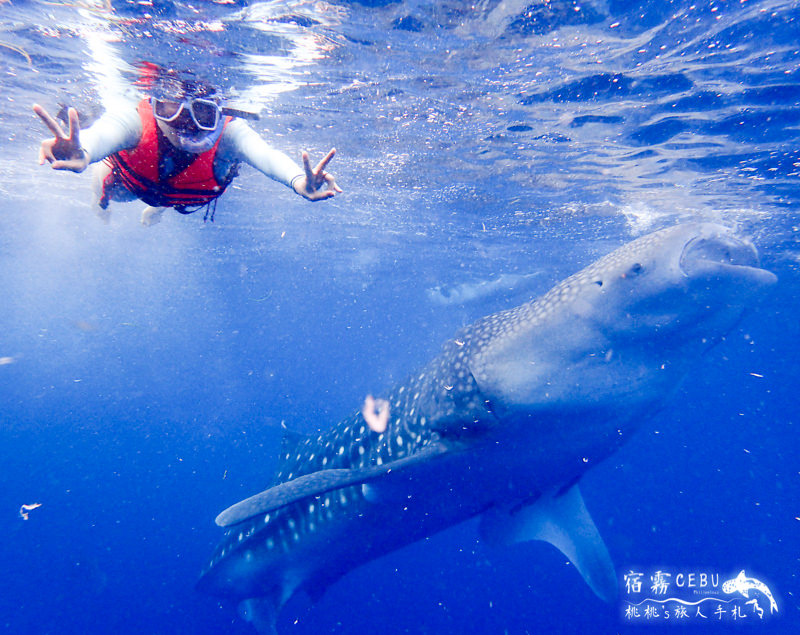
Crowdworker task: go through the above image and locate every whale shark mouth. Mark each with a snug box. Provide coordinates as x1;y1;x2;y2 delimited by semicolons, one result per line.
679;232;776;284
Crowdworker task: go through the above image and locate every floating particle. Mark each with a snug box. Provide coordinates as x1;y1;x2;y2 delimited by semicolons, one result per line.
19;503;42;520
362;395;390;433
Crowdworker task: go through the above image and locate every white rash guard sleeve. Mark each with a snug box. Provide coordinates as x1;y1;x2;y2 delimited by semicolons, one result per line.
79;107;143;164
217;119;304;189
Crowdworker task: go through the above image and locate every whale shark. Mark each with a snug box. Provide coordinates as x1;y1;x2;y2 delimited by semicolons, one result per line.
197;223;776;632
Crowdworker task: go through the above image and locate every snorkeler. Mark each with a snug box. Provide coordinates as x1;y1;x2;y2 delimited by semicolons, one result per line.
33;83;341;225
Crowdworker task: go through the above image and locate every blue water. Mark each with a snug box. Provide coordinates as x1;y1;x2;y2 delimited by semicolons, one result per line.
1;0;798;632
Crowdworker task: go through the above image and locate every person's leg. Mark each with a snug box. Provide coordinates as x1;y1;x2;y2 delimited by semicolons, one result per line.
90;162;113;222
140;206;166;226
90;162;138;223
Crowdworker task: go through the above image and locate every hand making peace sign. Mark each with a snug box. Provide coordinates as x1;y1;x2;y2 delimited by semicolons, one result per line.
292;148;343;201
33;103;90;172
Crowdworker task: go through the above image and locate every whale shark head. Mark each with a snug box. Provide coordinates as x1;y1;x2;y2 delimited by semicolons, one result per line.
468;223;776;426
584;222;776;335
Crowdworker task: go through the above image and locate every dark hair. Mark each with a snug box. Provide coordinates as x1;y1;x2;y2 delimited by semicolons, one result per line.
135;63;220;102
180;79;218;101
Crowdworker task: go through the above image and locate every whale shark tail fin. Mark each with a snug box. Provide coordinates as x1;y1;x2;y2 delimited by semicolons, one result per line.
239;597;279;635
480;484;617;602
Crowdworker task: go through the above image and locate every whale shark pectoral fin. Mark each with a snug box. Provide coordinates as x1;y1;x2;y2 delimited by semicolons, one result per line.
216;443;450;527
479;484;617;602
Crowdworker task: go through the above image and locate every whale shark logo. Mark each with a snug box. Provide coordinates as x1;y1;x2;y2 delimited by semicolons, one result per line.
197;223;776;633
723;570;778;617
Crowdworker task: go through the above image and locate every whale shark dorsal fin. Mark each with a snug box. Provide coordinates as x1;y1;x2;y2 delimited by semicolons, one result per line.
216;443;449;527
479;484;617;602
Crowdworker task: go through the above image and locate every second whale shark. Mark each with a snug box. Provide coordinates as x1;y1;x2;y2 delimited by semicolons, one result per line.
197;223;776;632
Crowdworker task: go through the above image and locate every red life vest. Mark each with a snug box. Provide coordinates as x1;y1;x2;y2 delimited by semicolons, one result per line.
102;99;237;214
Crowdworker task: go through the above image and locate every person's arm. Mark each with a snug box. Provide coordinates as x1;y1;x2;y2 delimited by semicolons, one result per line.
33;103;141;172
219;119;341;201
80;108;142;164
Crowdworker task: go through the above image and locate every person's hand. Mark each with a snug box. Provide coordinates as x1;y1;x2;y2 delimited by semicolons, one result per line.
33;104;90;172
292;148;342;201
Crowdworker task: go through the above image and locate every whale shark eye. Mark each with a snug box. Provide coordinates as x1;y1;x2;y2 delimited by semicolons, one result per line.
619;263;643;279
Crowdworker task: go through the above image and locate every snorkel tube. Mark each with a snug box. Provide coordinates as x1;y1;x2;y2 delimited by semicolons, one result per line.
221;107;259;121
